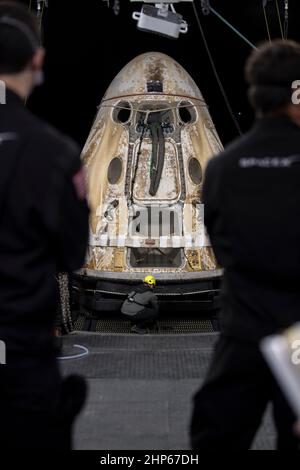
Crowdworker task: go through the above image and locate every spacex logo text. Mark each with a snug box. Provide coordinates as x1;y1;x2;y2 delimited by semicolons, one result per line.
0;341;6;365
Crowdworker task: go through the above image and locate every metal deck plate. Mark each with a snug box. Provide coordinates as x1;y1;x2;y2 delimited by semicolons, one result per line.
73;317;216;334
60;333;276;450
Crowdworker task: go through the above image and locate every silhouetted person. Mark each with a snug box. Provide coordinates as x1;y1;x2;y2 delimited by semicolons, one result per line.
0;2;89;449
191;40;300;450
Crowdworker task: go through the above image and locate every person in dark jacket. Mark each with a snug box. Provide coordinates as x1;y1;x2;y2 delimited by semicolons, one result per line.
0;2;89;449
191;40;300;450
121;275;159;334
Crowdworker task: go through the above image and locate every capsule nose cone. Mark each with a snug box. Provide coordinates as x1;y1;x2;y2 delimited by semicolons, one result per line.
104;52;203;100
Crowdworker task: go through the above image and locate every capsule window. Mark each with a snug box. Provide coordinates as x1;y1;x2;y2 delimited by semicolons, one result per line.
188;158;202;185
113;101;132;124
108;157;123;185
178;101;197;125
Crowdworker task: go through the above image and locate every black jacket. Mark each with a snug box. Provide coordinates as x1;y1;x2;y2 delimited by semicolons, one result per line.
204;116;300;342
121;285;158;316
0;89;89;359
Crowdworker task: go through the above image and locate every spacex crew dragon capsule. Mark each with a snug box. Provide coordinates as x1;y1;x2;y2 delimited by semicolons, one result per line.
74;52;223;314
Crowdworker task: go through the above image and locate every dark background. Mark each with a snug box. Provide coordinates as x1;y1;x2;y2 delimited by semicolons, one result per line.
19;0;300;146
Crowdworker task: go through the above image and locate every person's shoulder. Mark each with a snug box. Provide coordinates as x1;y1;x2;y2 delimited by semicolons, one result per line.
223;131;255;158
23;113;81;173
206;130;255;175
138;284;147;292
26;115;79;155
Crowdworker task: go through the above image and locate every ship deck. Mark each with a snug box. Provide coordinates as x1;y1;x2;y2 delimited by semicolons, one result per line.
60;332;276;450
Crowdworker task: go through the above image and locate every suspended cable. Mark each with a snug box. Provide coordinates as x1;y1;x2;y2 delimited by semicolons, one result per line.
263;4;272;43
37;1;45;32
209;7;257;50
284;0;289;39
193;2;243;136
275;0;284;40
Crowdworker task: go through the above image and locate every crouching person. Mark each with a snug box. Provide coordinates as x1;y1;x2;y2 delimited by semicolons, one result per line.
121;276;159;334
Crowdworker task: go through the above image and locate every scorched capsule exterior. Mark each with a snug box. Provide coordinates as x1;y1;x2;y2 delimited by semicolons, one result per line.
75;52;223;314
